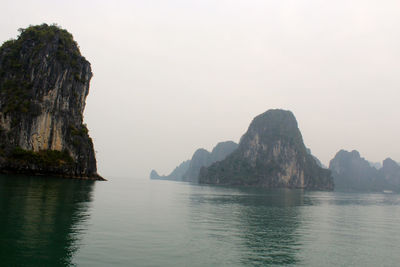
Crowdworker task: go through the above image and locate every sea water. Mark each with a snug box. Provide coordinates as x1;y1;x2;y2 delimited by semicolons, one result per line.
1;175;400;266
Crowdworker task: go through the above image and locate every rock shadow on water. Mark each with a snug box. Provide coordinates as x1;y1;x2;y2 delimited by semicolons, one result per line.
189;185;309;266
0;174;95;266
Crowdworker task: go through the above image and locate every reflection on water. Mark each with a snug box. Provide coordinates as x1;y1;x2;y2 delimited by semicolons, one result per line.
0;175;95;266
2;177;400;266
189;186;308;266
235;189;304;265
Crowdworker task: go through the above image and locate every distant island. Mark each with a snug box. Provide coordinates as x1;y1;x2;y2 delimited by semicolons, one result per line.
151;109;334;191
152;109;400;193
329;150;400;192
151;141;238;182
199;109;333;190
0;24;103;180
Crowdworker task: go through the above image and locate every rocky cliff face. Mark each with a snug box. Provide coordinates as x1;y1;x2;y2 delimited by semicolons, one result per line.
0;24;102;179
198;109;333;190
329;150;400;192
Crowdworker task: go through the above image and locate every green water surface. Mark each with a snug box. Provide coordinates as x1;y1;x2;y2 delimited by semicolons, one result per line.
1;175;400;266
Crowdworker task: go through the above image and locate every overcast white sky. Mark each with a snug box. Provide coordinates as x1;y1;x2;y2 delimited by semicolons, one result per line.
1;0;400;178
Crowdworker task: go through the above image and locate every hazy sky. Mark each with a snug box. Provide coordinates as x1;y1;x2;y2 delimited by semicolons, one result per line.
1;0;399;178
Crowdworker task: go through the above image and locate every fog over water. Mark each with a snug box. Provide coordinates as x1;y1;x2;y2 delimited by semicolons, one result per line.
1;0;399;178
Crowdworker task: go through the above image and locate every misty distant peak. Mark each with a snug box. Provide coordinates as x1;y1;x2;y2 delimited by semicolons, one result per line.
329;149;400;192
383;158;398;168
150;141;238;182
192;148;211;158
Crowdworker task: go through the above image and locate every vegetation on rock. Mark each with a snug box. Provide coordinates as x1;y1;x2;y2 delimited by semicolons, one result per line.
198;109;333;190
0;24;101;179
0;24;84;116
9;147;74;167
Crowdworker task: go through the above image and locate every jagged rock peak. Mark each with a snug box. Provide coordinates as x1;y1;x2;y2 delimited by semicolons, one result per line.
329;149;400;192
199;109;333;190
182;141;239;182
382;158;399;169
211;141;238;154
0;24;103;180
329;149;377;174
381;158;400;187
151;141;238;182
335;149;361;158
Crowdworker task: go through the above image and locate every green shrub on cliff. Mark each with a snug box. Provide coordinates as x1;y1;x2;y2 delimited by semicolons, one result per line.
10;147;74;167
0;23;83;115
69;124;89;137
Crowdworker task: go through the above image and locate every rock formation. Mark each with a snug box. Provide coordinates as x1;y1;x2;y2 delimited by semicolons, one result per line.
182;141;238;182
329;150;400;192
380;158;400;187
329;150;379;191
198;109;333;190
150;160;190;180
150;141;238;182
0;24;103;180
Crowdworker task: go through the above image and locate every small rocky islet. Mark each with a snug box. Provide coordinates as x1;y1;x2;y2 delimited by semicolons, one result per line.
0;24;103;180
